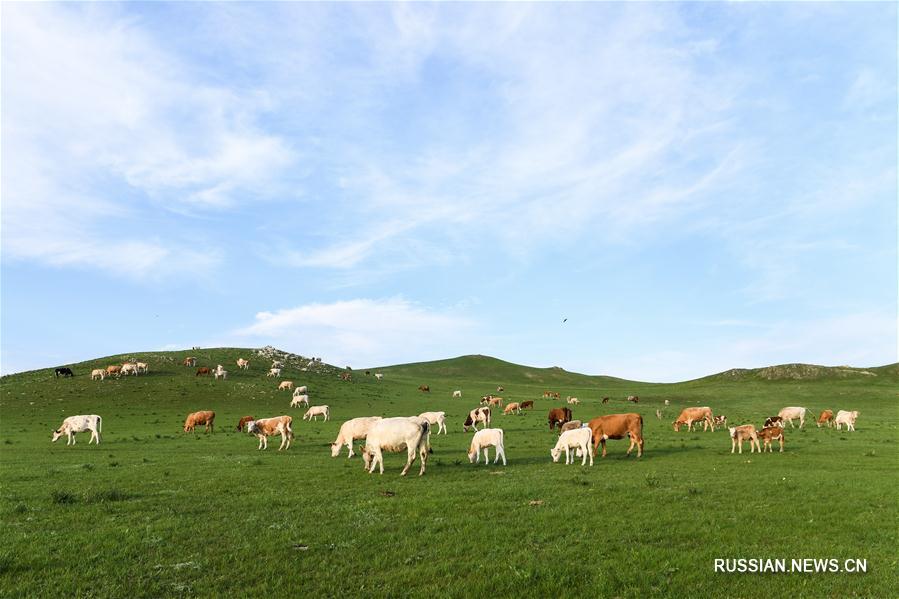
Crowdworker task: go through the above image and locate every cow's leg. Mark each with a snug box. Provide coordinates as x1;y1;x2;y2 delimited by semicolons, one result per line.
347;442;354;458
731;437;736;453
401;447;415;476
581;444;588;466
499;445;507;466
601;438;608;458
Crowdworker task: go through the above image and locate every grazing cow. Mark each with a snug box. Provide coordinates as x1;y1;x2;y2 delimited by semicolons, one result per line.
520;400;534;410
106;365;121;378
834;410;859;431
52;415;102;445
267;368;281;378
90;369;106;381
464;407;491;432
559;420;583;433
729;425;760;454
136;362;149;374
452;390;462;398
331;417;383;457
237;358;250;370
551;427;593;466
777;406;811;429
487;397;503;408
758;426;785;452
664;399;670;406
236;415;255;432
480;395;494;406
552;392;561;400
542;391;552;399
183;411;215;433
548;407;573;432
55;367;74;378
673;407;715;432
601;397;609;404
183;357;197;367
418;385;430;392
196;367;211;377
303;405;330;422
587;413;644;458
567;397;579;405
121;363;138;376
627;395;639;403
361;417;430;476
293;386;308;396
503;402;521;415
418;411;447;435
713;415;727;428
817;410;834;428
290;394;309;408
764;416;784;428
374;373;384;381
246;415;294;451
278;381;294;391
468;428;507;466
340;372;352;381
496;386;504;392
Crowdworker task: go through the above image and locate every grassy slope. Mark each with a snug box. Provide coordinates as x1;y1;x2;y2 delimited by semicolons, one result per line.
1;350;897;598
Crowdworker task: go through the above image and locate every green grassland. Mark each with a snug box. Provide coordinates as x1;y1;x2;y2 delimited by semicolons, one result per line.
1;349;897;598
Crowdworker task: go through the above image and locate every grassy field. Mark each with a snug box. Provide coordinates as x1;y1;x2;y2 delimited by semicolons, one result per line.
1;349;897;598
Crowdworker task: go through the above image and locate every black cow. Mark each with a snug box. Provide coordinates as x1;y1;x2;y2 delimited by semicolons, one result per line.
55;367;74;378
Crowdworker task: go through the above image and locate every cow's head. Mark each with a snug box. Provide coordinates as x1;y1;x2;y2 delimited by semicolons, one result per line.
246;421;258;434
550;448;562;462
672;420;683;432
51;429;64;443
330;443;342;458
728;426;737;438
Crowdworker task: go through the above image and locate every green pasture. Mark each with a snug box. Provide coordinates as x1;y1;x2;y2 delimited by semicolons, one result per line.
1;349;896;597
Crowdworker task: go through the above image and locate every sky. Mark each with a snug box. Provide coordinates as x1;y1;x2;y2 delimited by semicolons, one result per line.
1;2;896;382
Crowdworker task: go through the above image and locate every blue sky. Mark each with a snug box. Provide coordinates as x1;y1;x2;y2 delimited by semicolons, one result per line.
2;2;896;381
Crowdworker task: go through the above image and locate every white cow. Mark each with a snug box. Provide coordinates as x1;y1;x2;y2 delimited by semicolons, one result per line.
374;373;384;381
121;363;138;376
215;369;228;381
567;397;580;405
361;417;430;476
292;386;308;396
236;358;250;370
290;394;309;408
267;368;281;378
551;428;594;466
136;362;149;374
278;381;294;391
418;411;447;435
452;390;462;398
90;369;106;381
468;428;506;465
330;416;383;457
303;405;330;422
834;410;859;431
271;360;284;369
777;406;811;428
52;415;102;445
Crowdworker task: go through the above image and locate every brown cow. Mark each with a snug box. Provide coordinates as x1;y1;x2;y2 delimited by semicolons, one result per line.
757;426;785;452
196;367;211;377
340;372;352;381
520;400;534;410
236;415;255;432
246;415;294;451
184;410;215;433
729;424;759;454
106;365;122;378
418;385;430;392
587;413;644;458
673;407;714;432
816;410;834;428
548;407;572;431
183;357;197;367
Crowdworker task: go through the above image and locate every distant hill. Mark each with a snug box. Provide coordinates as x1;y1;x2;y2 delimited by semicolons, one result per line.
702;362;899;383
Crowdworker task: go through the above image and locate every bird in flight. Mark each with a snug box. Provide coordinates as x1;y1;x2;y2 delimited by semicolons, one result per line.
562;318;567;323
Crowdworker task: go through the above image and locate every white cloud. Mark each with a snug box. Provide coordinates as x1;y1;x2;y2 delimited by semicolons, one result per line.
1;4;294;278
230;298;476;367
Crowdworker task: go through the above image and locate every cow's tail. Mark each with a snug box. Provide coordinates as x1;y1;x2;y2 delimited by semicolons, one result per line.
97;416;102;433
420;420;432;453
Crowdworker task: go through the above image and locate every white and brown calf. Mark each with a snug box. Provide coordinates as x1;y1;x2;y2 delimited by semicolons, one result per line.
331;417;383;458
729;425;760;454
452;390;462;398
236;358;250;370
303;405;330;422
503;402;521;415
246;416;294;451
464;407;491;432
551;427;593;466
52;415;102;445
757;426;785;452
418;411;447;435
468;428;506;466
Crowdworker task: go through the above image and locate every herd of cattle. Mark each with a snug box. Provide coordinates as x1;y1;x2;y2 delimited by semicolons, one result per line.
49;358;861;475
